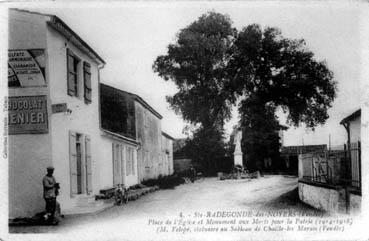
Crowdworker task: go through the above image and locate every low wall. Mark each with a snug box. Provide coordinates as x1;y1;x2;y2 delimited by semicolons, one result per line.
350;193;361;214
298;181;341;212
298;180;361;214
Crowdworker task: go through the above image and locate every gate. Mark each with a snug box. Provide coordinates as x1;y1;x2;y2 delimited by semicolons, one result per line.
299;141;361;213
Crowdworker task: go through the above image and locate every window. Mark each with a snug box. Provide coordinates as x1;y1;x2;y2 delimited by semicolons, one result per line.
67;49;80;97
69;131;92;196
126;146;135;176
83;62;92;103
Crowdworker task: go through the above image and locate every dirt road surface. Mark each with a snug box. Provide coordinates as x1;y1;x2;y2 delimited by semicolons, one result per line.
9;175;323;240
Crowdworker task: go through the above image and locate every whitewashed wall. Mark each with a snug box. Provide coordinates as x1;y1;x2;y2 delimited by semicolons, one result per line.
47;24;102;209
8;10;53;218
135;102;162;181
98;135;114;190
349;117;361;143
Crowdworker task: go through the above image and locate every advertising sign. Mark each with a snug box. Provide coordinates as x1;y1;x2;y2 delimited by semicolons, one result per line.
52;103;67;113
8;96;48;134
8;49;46;87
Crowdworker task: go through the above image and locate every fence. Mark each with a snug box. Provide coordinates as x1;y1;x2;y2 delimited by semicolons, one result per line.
346;142;361;189
299;141;361;191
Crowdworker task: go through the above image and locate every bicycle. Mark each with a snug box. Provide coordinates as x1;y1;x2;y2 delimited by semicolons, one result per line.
114;184;128;205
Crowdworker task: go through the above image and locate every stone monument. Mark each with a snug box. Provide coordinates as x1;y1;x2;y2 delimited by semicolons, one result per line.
233;130;243;167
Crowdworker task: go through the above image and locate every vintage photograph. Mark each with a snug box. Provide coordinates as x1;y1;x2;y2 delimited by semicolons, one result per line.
1;1;367;240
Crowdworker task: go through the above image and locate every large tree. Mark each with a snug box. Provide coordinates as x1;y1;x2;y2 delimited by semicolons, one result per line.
154;12;336;173
231;25;336;128
153;12;236;174
230;25;336;170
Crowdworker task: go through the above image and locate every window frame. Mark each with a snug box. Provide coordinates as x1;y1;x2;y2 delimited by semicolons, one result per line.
67;49;81;97
83;61;92;104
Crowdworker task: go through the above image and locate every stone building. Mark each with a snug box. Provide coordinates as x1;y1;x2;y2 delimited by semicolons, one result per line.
8;9;105;217
100;84;174;183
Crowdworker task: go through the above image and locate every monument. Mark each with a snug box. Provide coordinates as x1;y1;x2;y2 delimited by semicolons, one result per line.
233;130;243;167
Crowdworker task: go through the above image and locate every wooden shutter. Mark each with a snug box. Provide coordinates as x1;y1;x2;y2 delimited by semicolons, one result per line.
85;135;92;194
113;143;120;185
67;49;75;96
126;147;130;176
83;62;91;103
69;131;78;196
120;145;125;184
132;148;136;175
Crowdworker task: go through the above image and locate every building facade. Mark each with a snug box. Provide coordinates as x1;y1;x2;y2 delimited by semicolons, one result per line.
100;84;174;185
99;83;140;189
161;132;175;177
8;9;105;217
340;109;361;145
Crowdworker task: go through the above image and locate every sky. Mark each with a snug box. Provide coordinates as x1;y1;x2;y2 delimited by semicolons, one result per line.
14;1;363;147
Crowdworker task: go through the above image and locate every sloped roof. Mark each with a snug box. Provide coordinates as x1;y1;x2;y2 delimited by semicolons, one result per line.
12;8;105;65
340;109;361;125
281;144;327;155
100;83;163;119
162;131;175;140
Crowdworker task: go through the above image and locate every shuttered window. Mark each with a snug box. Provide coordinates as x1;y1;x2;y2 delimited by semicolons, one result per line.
83;62;92;103
120;145;125;183
67;49;79;97
126;147;135;176
69;131;93;196
112;143;121;186
85;135;92;194
69;131;78;196
131;148;136;175
126;147;131;176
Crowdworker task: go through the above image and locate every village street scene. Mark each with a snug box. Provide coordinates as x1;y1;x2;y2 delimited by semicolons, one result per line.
3;2;366;240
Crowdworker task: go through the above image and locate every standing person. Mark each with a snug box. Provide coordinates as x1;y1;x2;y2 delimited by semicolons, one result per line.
43;166;57;224
189;165;196;183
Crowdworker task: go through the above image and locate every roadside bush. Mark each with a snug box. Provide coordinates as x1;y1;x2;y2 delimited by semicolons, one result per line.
142;174;185;189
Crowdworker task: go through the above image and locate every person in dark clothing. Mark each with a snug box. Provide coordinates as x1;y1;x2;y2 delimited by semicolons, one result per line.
189;165;196;183
43;166;57;224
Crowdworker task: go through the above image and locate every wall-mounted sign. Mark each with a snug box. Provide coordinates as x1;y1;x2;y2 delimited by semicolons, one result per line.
52;103;67;114
8;49;46;87
8;95;48;135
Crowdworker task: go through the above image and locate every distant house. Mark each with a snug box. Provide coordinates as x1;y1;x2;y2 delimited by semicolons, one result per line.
161;132;175;177
280;144;327;173
99;83;174;189
340;109;361;145
340;109;361;191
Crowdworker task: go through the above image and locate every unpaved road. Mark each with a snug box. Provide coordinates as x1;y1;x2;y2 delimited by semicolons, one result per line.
9;175;322;240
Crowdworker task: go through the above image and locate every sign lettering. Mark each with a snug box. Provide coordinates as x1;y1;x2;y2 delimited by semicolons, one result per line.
8;96;48;134
8;49;46;87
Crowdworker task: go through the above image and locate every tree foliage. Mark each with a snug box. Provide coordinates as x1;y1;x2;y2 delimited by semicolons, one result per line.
231;25;336;170
153;12;337;173
231;25;336;128
183;127;232;175
239;96;286;171
153;12;237;128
